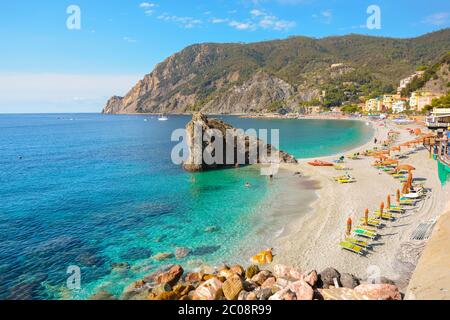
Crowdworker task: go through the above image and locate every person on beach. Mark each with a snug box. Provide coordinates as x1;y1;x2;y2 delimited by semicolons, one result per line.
374;137;378;144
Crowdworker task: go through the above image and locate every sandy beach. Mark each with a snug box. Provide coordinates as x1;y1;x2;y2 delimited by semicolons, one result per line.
272;118;450;290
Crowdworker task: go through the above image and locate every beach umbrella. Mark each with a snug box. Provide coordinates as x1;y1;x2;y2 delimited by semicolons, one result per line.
379;202;384;218
396;164;415;172
364;209;369;226
402;181;409;195
407;171;414;189
387;195;391;209
383;159;398;165
397;189;401;203
414;128;422;136
346;217;352;236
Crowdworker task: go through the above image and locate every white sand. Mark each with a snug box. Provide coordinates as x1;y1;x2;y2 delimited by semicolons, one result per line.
273;119;450;289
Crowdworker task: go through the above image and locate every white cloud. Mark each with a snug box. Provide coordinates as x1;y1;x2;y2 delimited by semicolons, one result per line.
144;10;154;15
229;20;255;30
139;2;157;8
313;9;333;24
250;9;264;17
0;73;140;113
422;12;449;26
232;9;296;31
258;14;296;30
123;37;137;43
158;14;202;28
210;18;229;24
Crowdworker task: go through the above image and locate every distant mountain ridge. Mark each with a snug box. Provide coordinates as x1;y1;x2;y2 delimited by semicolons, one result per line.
103;29;450;114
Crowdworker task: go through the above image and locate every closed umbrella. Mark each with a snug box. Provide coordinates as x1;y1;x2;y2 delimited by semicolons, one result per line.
346;217;352;236
387;195;391;209
364;209;369;226
402;181;409;195
397;189;401;203
407;171;413;189
379;202;384;218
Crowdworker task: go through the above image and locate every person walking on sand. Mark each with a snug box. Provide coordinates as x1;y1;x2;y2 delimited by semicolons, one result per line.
374;137;378;144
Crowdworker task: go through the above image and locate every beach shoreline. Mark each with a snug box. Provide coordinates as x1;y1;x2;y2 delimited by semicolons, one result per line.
269;118;450;291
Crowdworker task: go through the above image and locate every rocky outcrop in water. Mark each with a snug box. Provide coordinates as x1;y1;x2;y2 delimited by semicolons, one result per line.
182;113;297;172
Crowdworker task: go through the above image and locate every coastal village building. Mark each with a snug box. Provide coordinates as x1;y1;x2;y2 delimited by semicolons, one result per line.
382;94;399;110
409;91;441;112
426;108;450;130
397;71;425;94
392;100;407;113
304;106;322;114
364;98;383;112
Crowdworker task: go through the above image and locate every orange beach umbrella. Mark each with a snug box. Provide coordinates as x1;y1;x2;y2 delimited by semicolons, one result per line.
397;189;401;203
346;217;352;236
387;195;391;209
407;171;414;189
402;181;409;195
396;164;415;172
379;202;385;218
364;209;369;226
383;159;399;165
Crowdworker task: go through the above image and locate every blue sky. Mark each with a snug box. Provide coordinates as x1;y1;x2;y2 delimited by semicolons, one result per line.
0;0;449;113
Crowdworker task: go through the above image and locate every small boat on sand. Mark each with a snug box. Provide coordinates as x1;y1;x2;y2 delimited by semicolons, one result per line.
308;160;334;167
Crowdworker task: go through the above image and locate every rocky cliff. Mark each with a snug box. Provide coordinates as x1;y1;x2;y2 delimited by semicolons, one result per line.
103;29;450;114
182;113;297;172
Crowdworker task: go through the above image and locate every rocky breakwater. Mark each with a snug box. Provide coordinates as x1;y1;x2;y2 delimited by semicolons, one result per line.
98;262;402;300
182;113;297;172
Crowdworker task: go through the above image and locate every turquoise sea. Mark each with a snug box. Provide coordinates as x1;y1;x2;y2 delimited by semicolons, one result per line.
0;114;372;299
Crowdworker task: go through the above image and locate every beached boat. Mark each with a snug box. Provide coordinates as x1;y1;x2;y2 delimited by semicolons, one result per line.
308;160;334;167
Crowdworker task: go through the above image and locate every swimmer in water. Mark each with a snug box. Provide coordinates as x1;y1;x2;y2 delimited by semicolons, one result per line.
245;182;251;188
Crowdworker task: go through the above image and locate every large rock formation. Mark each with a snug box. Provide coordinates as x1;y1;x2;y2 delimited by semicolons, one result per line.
182;113;297;172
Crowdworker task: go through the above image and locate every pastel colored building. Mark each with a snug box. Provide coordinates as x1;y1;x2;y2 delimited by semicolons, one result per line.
364;98;382;112
410;91;441;112
397;71;425;94
392;100;407;113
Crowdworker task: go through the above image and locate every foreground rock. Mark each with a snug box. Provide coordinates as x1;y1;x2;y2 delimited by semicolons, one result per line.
354;284;402;300
117;262;403;301
183;113;297;172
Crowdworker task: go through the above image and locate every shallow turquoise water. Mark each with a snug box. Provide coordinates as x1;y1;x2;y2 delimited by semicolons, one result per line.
0;114;372;299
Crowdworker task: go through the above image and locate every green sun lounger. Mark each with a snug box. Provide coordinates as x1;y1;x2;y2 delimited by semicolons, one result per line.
345;237;371;249
356;225;377;232
399;199;417;206
353;228;378;240
387;206;404;213
339;241;365;255
373;211;395;220
359;218;383;228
